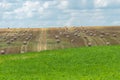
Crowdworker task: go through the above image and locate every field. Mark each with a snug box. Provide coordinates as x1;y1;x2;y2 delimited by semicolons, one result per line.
0;45;120;80
0;26;120;54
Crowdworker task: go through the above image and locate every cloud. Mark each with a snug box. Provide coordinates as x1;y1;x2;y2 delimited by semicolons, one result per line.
0;1;11;9
112;21;120;25
3;1;44;19
43;0;57;9
94;0;120;9
65;9;106;26
0;0;120;28
57;0;69;9
43;1;49;9
94;0;108;8
14;1;43;18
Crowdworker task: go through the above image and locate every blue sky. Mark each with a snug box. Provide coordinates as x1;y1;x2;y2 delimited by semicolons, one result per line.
0;0;120;28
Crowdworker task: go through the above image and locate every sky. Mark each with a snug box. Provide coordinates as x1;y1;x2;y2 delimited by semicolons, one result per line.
0;0;120;28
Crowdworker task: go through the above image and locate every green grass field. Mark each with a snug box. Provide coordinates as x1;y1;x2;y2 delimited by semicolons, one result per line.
0;46;120;80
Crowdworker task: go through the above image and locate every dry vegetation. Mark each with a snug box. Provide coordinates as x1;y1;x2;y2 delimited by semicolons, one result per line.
0;26;120;54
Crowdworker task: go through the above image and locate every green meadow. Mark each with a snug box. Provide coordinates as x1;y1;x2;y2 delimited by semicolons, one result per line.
0;46;120;80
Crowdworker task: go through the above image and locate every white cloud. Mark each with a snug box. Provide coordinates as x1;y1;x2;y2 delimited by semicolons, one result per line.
43;2;49;9
43;0;58;9
112;21;120;25
0;1;11;9
5;0;61;19
94;0;108;8
1;0;120;28
94;0;120;8
58;0;69;9
3;1;44;19
23;1;40;10
81;0;87;7
64;9;106;26
14;1;42;18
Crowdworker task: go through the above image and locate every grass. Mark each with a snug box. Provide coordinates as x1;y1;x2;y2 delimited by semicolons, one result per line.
0;46;120;80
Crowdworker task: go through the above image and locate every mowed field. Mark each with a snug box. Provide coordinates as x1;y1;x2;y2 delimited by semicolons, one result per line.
0;26;120;54
0;46;120;80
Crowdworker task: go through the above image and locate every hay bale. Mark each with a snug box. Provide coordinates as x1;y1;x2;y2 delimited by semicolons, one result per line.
100;35;104;38
113;34;117;37
0;50;5;54
56;39;60;43
55;35;59;39
6;40;11;44
66;35;70;38
23;41;27;45
84;36;87;39
88;42;92;47
71;39;74;43
106;42;110;45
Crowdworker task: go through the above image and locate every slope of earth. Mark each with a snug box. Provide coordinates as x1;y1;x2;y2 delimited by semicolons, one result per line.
1;26;120;54
0;45;120;80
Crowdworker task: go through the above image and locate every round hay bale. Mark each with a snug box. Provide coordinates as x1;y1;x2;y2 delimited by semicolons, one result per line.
56;39;60;43
25;37;29;41
100;35;104;38
93;34;96;36
106;33;109;36
106;42;110;45
89;33;93;36
6;40;11;44
71;39;74;43
13;37;17;40
59;32;62;35
84;36;87;39
74;33;77;36
1;50;5;54
101;31;105;35
10;39;14;42
88;42;92;47
23;41;27;45
113;34;117;37
55;35;59;39
66;35;70;38
77;34;80;37
29;33;33;36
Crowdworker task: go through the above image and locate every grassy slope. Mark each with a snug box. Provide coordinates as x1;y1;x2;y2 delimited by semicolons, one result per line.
0;46;120;80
